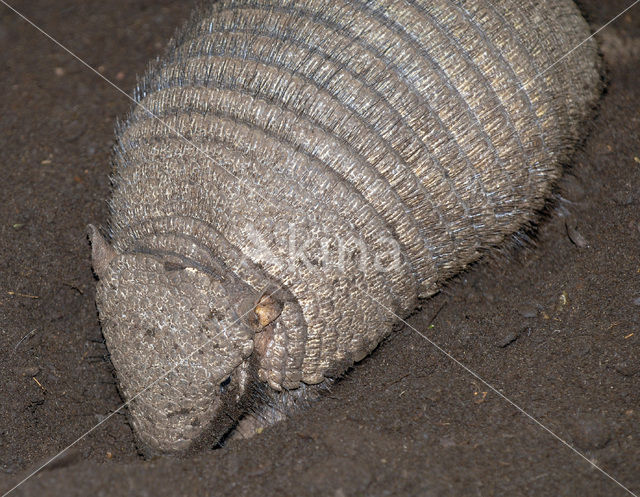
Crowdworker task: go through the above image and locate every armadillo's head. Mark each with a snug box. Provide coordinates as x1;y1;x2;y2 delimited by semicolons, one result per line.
88;225;267;455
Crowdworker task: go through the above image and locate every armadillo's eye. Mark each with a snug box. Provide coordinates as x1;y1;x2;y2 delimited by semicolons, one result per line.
219;375;231;393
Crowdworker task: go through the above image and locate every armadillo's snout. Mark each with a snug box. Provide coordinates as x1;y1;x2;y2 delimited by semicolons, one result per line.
91;243;256;454
121;361;251;455
124;372;225;455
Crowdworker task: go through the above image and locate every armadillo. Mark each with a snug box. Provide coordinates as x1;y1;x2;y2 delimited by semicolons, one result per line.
89;0;601;455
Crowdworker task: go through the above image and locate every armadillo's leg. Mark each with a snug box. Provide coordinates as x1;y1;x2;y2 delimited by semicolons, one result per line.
228;380;334;441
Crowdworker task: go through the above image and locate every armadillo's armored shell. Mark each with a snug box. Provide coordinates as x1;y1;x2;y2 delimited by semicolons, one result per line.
106;0;600;414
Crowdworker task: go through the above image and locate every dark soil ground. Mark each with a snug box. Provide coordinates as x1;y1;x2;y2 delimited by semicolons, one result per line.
1;0;639;495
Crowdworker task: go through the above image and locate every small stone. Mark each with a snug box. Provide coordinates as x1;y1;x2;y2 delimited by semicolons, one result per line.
496;332;519;348
54;67;65;77
19;366;40;377
614;362;640;377
565;221;588;248
632;297;640;306
518;306;537;319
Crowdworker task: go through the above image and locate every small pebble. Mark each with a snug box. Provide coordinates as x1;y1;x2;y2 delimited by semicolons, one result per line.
614;362;639;377
19;366;40;377
565;221;588;248
54;67;65;77
632;296;640;306
496;332;518;348
518;306;537;319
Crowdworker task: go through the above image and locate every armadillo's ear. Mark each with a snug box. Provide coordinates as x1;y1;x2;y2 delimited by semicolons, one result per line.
88;224;117;279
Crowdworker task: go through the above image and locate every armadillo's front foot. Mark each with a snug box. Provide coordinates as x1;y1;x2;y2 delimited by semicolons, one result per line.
229;409;286;441
227;380;333;442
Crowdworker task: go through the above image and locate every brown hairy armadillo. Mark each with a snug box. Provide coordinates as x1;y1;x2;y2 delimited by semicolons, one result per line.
89;0;601;455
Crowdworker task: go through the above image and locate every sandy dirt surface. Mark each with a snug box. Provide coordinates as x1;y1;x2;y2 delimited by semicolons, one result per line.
1;0;639;495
